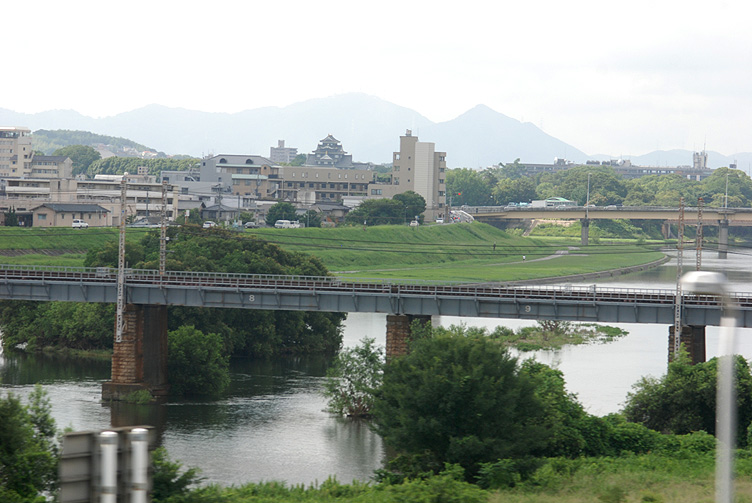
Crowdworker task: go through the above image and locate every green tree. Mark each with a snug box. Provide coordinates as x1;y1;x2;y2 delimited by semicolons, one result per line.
4;208;18;227
393;191;426;222
372;332;546;480
265;202;297;226
52;145;101;175
623;352;752;445
302;209;322;228
345;198;405;226
151;447;202;502
492;177;537;205
83;241;145;269
0;386;59;502
167;325;230;397
699;167;752;207
323;338;384;417
446;168;494;206
289;154;306;166
519;360;588;457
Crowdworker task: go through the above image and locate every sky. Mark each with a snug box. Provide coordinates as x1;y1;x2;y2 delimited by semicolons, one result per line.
3;0;751;157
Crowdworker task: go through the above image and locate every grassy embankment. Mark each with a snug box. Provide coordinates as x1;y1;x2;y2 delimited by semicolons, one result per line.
0;223;664;282
0;227;149;267
245;223;664;282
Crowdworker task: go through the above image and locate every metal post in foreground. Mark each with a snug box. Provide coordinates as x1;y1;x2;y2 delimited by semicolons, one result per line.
681;271;737;503
99;431;118;503
129;428;149;503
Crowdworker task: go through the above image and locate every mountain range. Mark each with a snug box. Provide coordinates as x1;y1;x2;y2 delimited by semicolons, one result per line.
1;93;749;170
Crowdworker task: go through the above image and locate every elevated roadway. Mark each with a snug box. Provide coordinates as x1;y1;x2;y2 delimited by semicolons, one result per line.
465;205;752;225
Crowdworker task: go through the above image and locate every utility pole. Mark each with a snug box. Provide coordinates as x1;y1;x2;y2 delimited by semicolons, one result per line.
159;181;167;277
673;197;685;359
115;177;127;343
696;197;703;271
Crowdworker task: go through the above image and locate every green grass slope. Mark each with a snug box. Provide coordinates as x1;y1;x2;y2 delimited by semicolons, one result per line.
0;223;664;282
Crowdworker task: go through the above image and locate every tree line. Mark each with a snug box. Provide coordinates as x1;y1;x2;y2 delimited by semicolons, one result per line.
447;162;752;208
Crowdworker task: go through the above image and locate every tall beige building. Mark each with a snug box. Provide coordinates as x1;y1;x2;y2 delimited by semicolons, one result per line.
370;130;447;221
0;127;33;177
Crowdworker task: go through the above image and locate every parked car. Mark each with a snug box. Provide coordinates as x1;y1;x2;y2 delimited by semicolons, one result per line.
202;221;216;228
72;219;89;229
274;220;301;229
244;221;259;228
409;220;420;227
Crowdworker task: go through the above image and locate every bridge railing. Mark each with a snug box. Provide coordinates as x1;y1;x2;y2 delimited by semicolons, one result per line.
3;264;751;307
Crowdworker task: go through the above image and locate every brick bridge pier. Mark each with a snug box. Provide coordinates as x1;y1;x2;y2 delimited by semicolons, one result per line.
102;304;169;401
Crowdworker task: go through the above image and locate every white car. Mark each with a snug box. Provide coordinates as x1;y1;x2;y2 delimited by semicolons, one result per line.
202;221;216;228
72;219;89;229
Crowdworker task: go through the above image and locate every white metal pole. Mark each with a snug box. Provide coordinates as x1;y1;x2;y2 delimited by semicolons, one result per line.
716;307;737;503
129;428;149;503
99;431;118;503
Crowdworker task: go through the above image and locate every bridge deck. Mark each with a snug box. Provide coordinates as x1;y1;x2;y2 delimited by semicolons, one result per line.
0;265;750;327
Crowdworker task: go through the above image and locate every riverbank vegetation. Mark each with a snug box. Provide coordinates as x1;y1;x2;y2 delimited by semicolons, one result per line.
8;324;752;502
453;321;628;352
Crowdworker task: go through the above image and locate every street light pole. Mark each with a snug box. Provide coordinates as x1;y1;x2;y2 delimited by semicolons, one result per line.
586;173;591;219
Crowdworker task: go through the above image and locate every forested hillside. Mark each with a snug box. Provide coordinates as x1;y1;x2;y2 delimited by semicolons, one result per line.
86;157;199;177
32;129;154;155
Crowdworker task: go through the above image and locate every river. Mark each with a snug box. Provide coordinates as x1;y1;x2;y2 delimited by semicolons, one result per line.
1;248;751;486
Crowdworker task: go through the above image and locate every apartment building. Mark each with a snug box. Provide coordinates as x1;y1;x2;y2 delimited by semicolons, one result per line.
198;153;373;205
0;127;73;178
269;140;298;164
0;174;178;226
0;127;33;177
369;130;447;222
275;165;372;204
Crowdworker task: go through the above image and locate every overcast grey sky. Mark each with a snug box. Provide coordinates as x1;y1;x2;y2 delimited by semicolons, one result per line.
3;0;750;157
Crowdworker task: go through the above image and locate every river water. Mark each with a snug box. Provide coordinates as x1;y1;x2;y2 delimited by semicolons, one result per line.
1;248;752;486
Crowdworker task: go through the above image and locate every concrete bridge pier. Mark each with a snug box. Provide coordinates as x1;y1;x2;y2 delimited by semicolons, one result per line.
662;222;671;239
102;304;169;401
386;314;432;360
718;219;729;259
580;218;590;246
668;325;706;364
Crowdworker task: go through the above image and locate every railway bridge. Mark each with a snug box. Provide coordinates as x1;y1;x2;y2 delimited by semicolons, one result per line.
1;265;750;399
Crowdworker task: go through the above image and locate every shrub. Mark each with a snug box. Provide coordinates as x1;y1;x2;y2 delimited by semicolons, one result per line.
167;326;230;397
